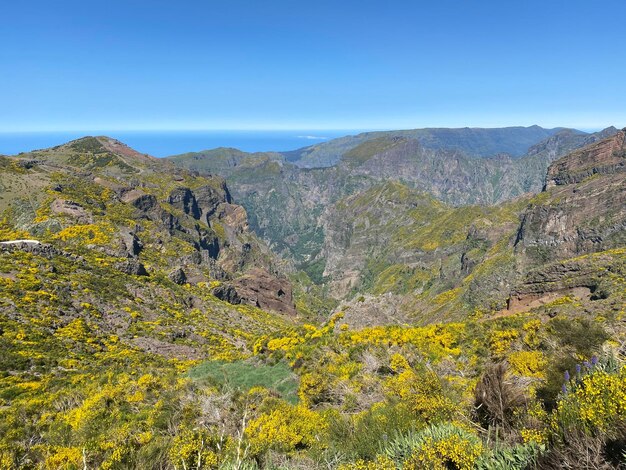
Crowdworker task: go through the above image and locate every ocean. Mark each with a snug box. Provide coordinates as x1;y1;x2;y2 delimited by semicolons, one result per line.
0;130;358;157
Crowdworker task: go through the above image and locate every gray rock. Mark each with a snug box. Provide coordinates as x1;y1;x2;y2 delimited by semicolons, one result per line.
168;267;187;285
116;259;148;276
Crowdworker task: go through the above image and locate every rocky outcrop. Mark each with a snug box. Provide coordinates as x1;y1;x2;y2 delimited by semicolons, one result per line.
168;267;187;285
50;199;93;223
226;268;296;316
122;190;159;213
195;183;232;223
119;230;143;257
167;187;200;219
502;252;620;315
116;259;148;276
212;284;242;304
515;130;626;263
545;129;625;188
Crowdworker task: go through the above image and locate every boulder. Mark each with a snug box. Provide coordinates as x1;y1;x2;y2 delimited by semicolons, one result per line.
212;284;241;304
168;267;187;285
116;259;148;276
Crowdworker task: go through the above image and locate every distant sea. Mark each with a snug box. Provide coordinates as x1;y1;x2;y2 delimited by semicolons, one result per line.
0;130;358;157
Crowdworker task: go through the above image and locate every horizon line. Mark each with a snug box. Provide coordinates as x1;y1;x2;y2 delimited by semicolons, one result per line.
0;124;615;134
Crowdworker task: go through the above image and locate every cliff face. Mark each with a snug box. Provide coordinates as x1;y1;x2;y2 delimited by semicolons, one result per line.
515;130;626;263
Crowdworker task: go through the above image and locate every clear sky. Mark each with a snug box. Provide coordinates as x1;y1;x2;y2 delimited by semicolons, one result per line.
1;0;625;131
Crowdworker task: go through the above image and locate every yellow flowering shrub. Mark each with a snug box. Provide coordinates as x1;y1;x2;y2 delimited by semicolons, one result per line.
246;402;326;455
54;223;114;245
266;335;303;352
384;368;456;423
55;318;91;343
508;350;547;379
554;366;626;433
522;319;542;348
520;427;547;445
44;446;83;469
169;429;220;469
338;455;396;470
390;353;410;372
401;424;483;470
490;329;519;355
0;217;29;241
299;372;332;406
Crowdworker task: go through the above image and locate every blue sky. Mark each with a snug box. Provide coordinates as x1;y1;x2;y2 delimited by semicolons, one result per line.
1;0;625;131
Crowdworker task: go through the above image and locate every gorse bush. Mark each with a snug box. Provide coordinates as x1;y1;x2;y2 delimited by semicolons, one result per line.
383;422;483;470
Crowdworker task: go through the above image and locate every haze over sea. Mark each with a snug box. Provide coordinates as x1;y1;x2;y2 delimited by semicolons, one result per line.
0;130;357;157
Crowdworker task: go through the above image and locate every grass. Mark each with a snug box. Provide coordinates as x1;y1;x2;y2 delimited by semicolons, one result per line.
188;359;299;403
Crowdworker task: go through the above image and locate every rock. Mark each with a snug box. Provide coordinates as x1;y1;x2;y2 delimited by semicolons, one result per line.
229;268;296;316
16;159;41;169
116;259;148;276
131;336;201;360
0;241;58;259
168;267;187;285
167;187;200;219
545;129;626;188
214;203;249;234
212;284;241;304
516;130;626;262
119;230;143;257
122;190;159;212
194;184;231;223
185;253;229;279
460;252;477;275
50;199;93;223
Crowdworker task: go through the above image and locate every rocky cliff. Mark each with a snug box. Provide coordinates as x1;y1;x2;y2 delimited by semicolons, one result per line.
515;129;626;263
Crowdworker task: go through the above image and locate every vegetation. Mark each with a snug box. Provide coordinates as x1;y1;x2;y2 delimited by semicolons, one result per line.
1;134;625;468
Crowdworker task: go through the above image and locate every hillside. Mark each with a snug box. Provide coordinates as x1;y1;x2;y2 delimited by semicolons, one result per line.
1;133;626;469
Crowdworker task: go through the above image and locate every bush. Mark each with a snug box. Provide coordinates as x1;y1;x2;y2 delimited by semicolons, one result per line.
474;362;528;431
384;422;483;470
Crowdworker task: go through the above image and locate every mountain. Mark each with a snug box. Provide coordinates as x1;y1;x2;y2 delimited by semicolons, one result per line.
516;128;626;263
167;126;617;279
2;132;626;468
284;125;573;168
321;130;626;327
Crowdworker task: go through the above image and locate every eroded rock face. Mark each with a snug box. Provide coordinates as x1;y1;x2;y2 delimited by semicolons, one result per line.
119;230;143;257
195;184;231;223
122;190;159;213
515;130;626;263
214;203;249;234
228;268;296;316
167;187;201;219
545;129;626;188
50;199;93;223
212;284;241;304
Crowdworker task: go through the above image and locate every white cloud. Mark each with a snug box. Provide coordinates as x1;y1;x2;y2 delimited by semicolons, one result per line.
296;135;327;140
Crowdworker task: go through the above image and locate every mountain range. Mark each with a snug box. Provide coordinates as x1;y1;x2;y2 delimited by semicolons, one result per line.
1;127;625;468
